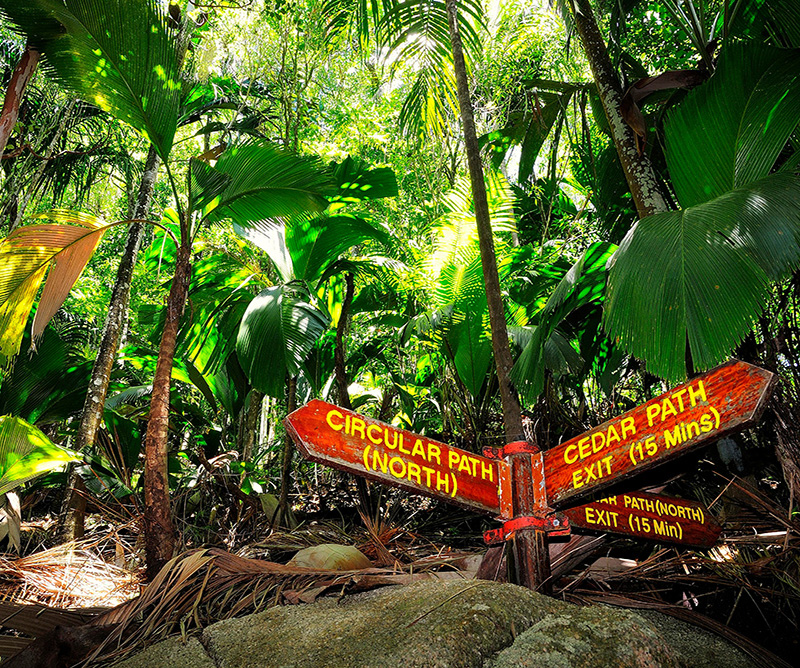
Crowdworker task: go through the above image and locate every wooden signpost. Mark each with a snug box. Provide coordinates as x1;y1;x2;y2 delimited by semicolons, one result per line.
284;360;773;585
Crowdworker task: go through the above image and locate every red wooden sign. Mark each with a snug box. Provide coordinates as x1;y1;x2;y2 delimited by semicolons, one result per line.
285;361;772;550
562;491;722;548
285;400;501;514
542;360;774;506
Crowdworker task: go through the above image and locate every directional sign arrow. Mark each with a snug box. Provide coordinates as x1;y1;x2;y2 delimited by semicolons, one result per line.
562;491;722;548
284;400;501;514
542;360;774;507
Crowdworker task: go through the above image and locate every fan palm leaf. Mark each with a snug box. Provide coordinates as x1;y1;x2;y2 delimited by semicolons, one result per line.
605;173;800;381
199;141;334;229
0;416;77;497
236;284;329;398
665;43;800;207
0;0;182;159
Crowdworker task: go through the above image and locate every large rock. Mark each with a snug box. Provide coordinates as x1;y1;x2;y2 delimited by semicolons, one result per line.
110;581;756;668
486;605;681;668
203;580;561;668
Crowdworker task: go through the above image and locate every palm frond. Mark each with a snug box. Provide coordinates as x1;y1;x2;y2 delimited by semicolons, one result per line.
236;284;329;397
202;140;333;228
0;0;182;159
0;211;111;361
665;43;800;208
604;173;800;381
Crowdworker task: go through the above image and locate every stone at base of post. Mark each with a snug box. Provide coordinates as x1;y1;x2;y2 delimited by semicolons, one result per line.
511;528;552;593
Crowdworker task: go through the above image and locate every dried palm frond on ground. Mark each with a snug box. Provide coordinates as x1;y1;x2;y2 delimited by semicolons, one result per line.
0;539;140;608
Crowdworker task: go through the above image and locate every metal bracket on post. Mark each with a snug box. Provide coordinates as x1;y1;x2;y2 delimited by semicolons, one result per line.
482;442;571;546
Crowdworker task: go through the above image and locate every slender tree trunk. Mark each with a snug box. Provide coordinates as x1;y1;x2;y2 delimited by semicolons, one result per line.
57;146;161;542
276;376;298;527
142;219;191;579
0;46;39;158
569;0;669;218
332;273;371;509
240;389;264;468
444;0;524;444
446;0;549;590
334;273;355;411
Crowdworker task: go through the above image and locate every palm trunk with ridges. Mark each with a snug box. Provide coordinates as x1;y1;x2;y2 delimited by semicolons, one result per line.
569;0;669;218
445;0;547;591
60;146;161;541
143;224;191;579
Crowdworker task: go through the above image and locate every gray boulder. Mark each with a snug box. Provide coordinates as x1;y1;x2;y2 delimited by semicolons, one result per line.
110;580;755;668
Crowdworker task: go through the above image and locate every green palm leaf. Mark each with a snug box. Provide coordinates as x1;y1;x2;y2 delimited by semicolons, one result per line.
511;242;616;401
200;141;334;227
665;43;800;207
604;173;800;381
0;0;182;159
0;416;77;497
287;214;392;284
378;0;485;136
236;285;329;398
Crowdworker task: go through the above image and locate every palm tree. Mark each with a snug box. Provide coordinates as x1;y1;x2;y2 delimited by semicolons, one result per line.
0;0;334;577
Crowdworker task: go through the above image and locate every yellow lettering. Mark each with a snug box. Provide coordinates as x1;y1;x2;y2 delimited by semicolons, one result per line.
398;434;410;455
367;424;382;445
422;466;435;488
458;454;472;474
585;507;597;524
660;397;677;421
326;409;344;431
351;418;366;440
686;420;700;439
371;450;388;474
384;430;398;449
664;425;682;448
407;462;421;485
480;460;494;482
688;380;707;406
448;451;460;469
578;437;591;460
700;414;713;433
591;431;605;454
564;443;578;465
427;443;441;466
389;456;406;479
671;388;688;412
436;470;450;493
646;404;660;427
621;416;636;439
572;469;584;489
411;439;425;458
606;424;620;446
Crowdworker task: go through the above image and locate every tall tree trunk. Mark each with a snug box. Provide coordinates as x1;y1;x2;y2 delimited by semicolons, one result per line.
569;0;669;218
276;376;298;528
445;0;547;590
0;46;39;158
333;273;355;412
58;146;161;541
444;0;523;444
142;219;191;579
332;273;371;510
240;388;264;474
